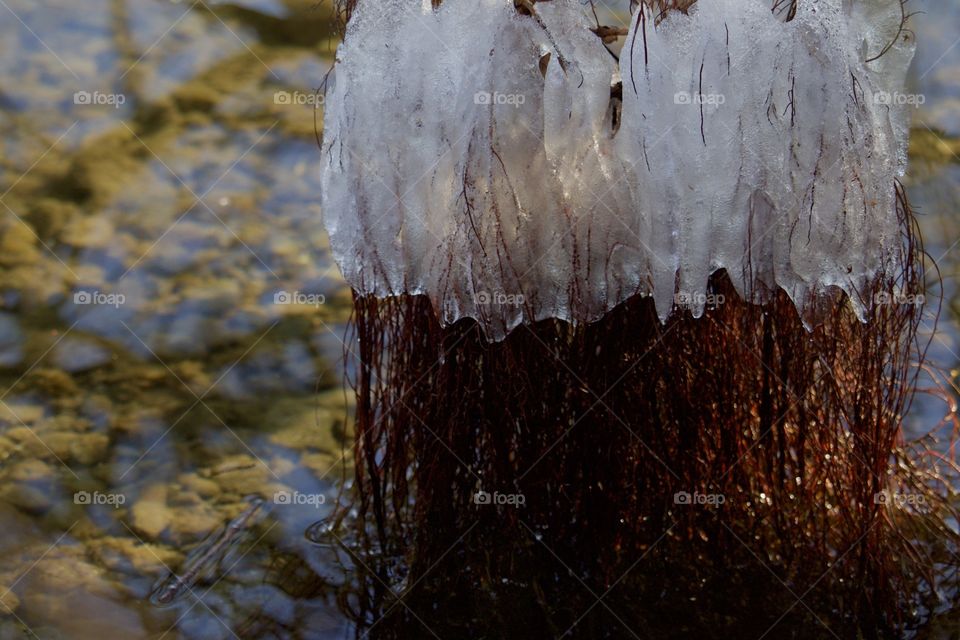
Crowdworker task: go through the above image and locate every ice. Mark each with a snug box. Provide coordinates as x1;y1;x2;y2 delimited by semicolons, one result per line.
321;0;916;340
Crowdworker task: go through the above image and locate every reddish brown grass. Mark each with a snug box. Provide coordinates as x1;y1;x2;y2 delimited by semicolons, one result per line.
313;184;960;638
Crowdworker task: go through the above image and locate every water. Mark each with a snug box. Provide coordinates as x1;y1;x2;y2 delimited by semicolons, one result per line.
0;1;957;638
0;1;351;638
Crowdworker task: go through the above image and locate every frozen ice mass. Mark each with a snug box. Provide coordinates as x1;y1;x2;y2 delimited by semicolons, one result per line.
320;0;916;340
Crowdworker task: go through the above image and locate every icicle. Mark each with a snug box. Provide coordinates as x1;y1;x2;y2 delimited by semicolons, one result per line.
320;0;915;341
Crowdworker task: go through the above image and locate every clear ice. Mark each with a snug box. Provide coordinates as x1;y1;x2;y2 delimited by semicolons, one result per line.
320;0;916;340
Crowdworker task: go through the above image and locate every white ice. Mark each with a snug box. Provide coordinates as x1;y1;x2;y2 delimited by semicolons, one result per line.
320;0;916;340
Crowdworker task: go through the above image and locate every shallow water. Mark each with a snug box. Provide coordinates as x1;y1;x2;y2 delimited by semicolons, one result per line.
0;1;957;638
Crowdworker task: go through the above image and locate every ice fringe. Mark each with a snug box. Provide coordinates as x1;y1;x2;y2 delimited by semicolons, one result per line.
320;0;916;341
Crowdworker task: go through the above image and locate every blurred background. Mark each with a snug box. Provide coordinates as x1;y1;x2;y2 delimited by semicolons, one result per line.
0;1;956;638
